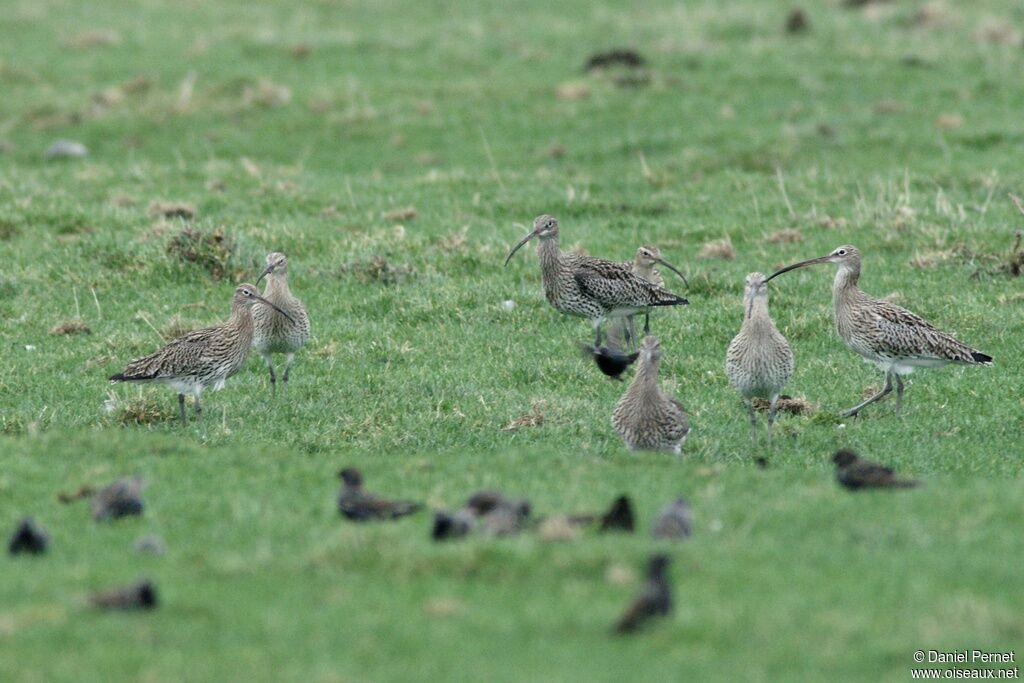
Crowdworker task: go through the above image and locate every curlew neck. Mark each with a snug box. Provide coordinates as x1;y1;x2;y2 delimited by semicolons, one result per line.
263;272;291;299
632;354;662;399
227;301;256;339
744;295;773;328
832;262;862;308
537;236;562;291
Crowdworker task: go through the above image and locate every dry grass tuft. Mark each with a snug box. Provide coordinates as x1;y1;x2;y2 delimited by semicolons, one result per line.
424;597;463;618
339;256;416;285
0;219;19;240
243;79;292;108
166;226;237;280
502;401;546;432
383;207;417;222
753;395;818;416
873;100;906;114
785;8;810;34
974;20;1021;45
698;237;736;260
149;201;196;220
50;320;92;336
110;393;176;426
935;113;964;130
555;81;590;101
62;29;120;50
766;228;804;244
538;515;581;542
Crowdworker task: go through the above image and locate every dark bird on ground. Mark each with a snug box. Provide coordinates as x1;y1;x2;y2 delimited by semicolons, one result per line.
652;498;693;540
8;517;49;555
614;554;673;634
585;49;646;71
432;509;475;541
580;343;639;380
90;579;158;610
599;495;635;532
833;449;919;490
337;468;422;521
92;476;145;521
465;490;509;516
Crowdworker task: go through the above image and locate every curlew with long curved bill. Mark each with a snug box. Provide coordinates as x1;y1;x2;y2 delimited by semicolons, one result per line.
504;215;688;351
110;284;294;423
765;245;991;417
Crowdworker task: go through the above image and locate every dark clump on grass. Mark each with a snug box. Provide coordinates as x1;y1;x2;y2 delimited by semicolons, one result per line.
785;8;809;34
167;225;238;280
114;393;176;426
91;476;145;521
90;579;158;610
8;517;49;555
0;218;19;240
585;49;646;71
753;395;817;416
339;256;416;285
50;319;91;335
149;200;196;220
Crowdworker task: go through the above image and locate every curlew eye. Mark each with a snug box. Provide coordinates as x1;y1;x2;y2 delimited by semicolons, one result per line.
837;249;847;256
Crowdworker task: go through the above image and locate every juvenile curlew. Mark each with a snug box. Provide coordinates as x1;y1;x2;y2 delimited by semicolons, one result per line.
766;245;992;417
504;215;688;349
609;245;689;350
612;336;690;454
614;554;673;634
253;252;310;397
110;284;293;423
832;449;918;490
725;273;795;442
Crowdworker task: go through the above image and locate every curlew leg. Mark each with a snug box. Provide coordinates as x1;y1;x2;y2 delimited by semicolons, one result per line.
263;353;277;398
643;312;651;335
841;372;893;418
625;316;638;352
593;318;604;347
767;393;780;445
178;394;187;424
894;374;905;416
194;395;203;419
282;353;295;394
745;399;758;444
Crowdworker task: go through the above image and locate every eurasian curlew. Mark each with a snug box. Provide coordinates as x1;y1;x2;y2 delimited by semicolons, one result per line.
725;272;795;442
253;252;310;397
612;336;690;454
504;215;688;348
110;284;293;423
609;245;689;350
766;245;991;417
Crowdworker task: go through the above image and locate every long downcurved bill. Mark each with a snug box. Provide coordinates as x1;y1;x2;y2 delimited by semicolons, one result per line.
504;231;537;267
655;258;689;288
254;293;296;324
255;264;275;287
763;255;831;283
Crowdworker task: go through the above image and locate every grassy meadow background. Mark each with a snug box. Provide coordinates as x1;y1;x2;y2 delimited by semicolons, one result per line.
1;0;1023;680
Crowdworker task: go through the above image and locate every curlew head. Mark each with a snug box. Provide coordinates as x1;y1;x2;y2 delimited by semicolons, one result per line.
256;252;288;285
640;335;662;366
832;448;859;467
233;283;296;323
765;245;861;282
744;272;768;318
504;214;559;266
636;245;689;288
338;467;363;488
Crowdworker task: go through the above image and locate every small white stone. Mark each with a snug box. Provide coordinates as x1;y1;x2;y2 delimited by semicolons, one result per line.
502;300;516;311
838;423;846;429
44;139;88;160
24;344;35;351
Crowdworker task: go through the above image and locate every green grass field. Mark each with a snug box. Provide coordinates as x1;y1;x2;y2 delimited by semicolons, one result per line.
2;0;1023;680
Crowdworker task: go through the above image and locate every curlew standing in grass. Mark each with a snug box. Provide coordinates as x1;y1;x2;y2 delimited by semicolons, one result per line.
612;336;690;454
608;245;689;351
504;215;688;350
253;252;310;398
110;284;293;423
725;272;795;443
766;245;992;417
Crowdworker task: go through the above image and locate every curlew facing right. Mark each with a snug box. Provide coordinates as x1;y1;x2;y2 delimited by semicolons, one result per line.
766;245;991;417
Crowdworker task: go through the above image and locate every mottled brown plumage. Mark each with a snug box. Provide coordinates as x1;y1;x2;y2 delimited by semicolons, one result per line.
337;468;422;522
608;245;689;350
833;449;918;490
726;273;795;442
253;252;310;397
505;216;688;348
767;245;991;417
110;284;293;422
614;554;673;634
612;336;690;454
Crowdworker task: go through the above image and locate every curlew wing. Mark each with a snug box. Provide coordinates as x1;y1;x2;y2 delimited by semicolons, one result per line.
111;327;220;381
574;263;686;309
867;300;985;364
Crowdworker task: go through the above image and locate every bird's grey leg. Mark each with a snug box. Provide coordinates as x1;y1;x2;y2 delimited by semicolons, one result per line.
894;374;904;416
194;395;203;419
282;353;295;393
841;372;893;418
626;316;637;352
745;399;758;444
178;394;187;424
263;353;277;398
643;312;651;335
767;393;780;445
